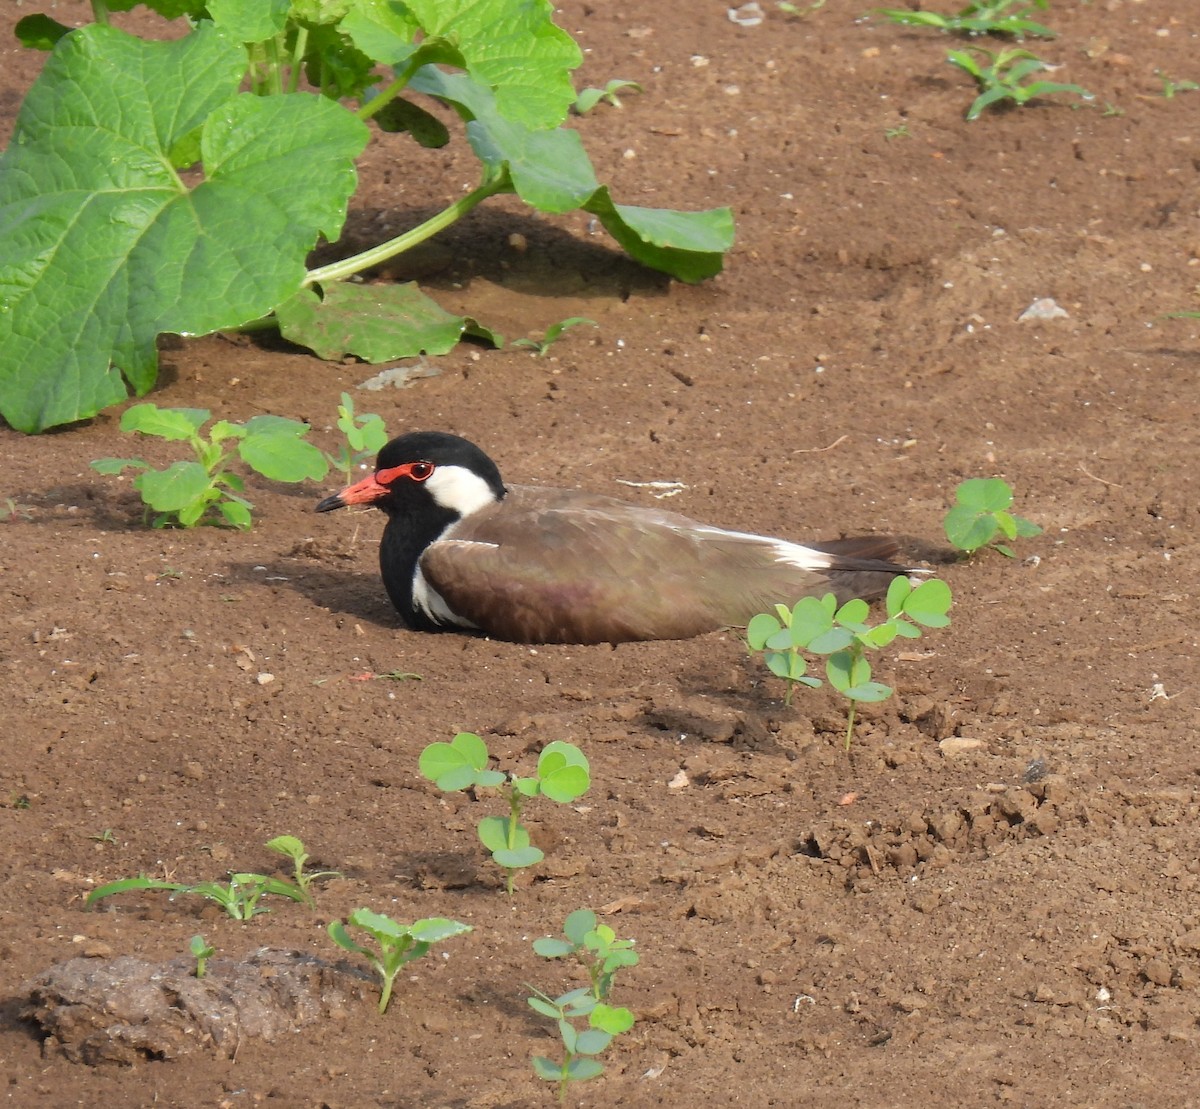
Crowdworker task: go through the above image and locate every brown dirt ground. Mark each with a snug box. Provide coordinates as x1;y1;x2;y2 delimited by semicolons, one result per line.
4;1;1200;1106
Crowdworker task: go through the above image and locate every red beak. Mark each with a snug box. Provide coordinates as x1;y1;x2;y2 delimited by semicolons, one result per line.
315;472;388;513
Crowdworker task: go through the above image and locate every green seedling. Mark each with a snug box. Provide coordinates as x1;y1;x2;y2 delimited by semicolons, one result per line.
512;317;598;356
528;985;636;1102
327;909;471;1015
948;47;1091;120
574;80;642;114
884;124;911;139
1156;71;1200;99
325;393;388;486
944;477;1041;557
533;909;639;1002
3;2;734;434
419;732;590;895
92;403;327;529
748;578;953;748
89;828;116;845
189;934;215;978
875;0;1055;38
265;834;342;905
86;871;309;919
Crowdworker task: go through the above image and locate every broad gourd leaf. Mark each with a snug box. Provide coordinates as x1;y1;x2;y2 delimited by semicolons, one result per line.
276;282;498;361
348;0;581;129
121;403;210;441
207;0;291;42
0;23;369;433
408;918;472;943
957;478;1013;512
238;415;329;482
134;461;214;513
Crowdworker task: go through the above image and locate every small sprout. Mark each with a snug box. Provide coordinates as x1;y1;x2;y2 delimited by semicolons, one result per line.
574;79;642;114
189;934;214;978
86;871;310;919
89;828;116;845
419;733;590;895
327;909;471;1014
748;579;953;748
884;124;910;139
528;985;636;1101
944;478;1041;557
325;392;389;486
947;47;1091;120
511;317;598;356
533;909;639;1001
91;403;328;529
265;834;341;904
1155;71;1200;99
875;0;1055;39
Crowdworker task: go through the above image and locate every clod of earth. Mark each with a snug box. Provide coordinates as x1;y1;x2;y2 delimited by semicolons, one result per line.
22;949;371;1066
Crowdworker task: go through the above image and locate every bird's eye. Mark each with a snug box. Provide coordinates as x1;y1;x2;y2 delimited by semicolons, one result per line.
409;461;434;481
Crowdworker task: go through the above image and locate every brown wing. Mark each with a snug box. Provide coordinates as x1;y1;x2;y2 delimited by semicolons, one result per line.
419;487;910;645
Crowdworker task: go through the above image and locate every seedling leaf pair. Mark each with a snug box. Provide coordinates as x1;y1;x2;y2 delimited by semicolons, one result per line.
944;478;1041;556
747;579;953;748
533;908;639;1001
328;909;472;1014
419;733;590;893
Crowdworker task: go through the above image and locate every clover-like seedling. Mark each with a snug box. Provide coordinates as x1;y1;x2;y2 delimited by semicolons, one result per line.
876;0;1055;39
947;47;1091;120
325;392;388;486
92;403;328;528
265;834;342;905
419;732;590;895
533;909;639;1002
944;477;1042;557
528;984;636;1103
511;317;598;356
327;909;471;1015
748;577;953;748
189;934;214;979
86;871;309;919
574;79;642;114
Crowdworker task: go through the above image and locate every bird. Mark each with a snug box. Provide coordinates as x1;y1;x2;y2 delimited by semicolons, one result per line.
314;431;918;645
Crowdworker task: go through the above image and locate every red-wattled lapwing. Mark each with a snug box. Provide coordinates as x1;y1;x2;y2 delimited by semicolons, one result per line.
315;431;917;645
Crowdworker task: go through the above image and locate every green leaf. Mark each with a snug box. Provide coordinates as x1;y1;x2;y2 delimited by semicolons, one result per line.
207;0;291;42
238;416;329;482
408;917;473;943
91;458;149;475
533;937;575;958
276;282;498;361
86;874;188;906
564;908;597;944
564;1057;605;1081
583;188;735;284
477;815;523;853
493;845;544;868
836;598;870;625
121;403;210;441
746;613;783;650
590;1002;635;1034
902;579;953;627
944;504;998;553
531;1056;565;1080
134;462;215;513
573;1028;613;1055
218;499;254;529
14;14;71;50
956;477;1013;512
419;732;505;790
0;23;370;433
1012;514;1042;538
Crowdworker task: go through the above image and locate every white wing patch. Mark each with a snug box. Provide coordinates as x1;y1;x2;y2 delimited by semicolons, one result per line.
688;524;835;571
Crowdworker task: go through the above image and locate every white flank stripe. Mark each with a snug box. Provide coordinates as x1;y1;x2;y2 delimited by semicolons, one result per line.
688;524;834;571
411;566;478;628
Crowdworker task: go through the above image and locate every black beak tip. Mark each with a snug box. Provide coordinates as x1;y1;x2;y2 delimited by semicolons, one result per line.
314;493;346;513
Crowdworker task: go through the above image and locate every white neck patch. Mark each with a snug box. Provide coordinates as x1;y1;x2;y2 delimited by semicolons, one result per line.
426;464;499;517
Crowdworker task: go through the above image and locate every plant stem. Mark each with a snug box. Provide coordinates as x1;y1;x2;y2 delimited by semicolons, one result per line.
288;26;309;94
504;787;523;896
378;972;395;1014
265;37;284;97
844;701;857;751
303;172;511;287
90;0;111;24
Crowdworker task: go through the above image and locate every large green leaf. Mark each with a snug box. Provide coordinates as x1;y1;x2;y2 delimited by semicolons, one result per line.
276;282;500;360
345;0;581;129
0;23;369;433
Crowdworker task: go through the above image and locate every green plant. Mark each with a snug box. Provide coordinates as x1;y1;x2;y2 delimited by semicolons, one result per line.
884;123;911;139
944;477;1041;556
574;79;642;114
91;403;328;529
527;985;635;1101
89;828;117;845
189;934;215;978
419;732;590;894
2;1;735;434
533;909;638;1002
265;834;342;905
327;909;471;1014
947;46;1091;120
324;393;388;487
86;872;310;919
875;0;1055;38
1155;71;1199;99
747;578;953;748
511;317;598;356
